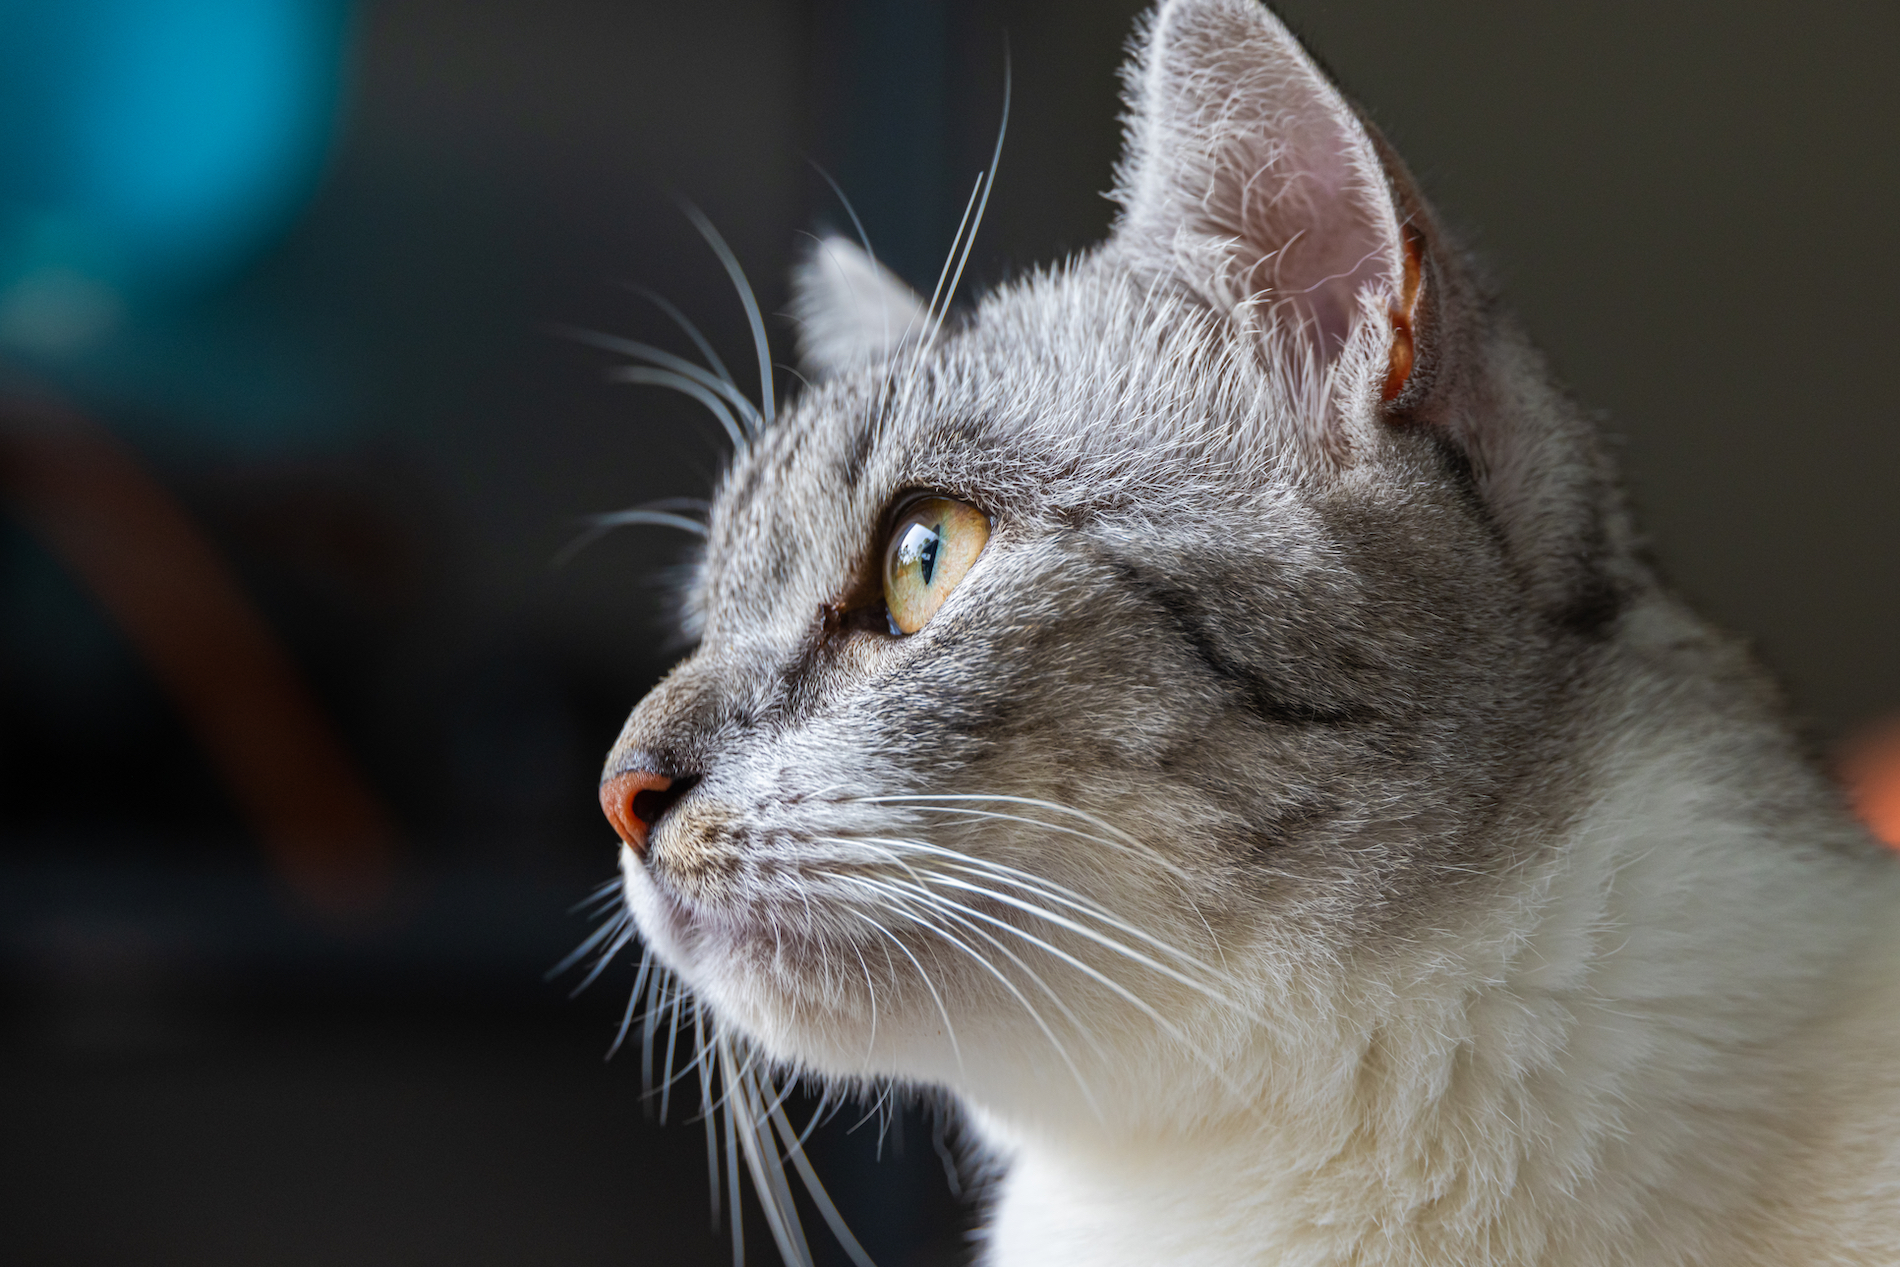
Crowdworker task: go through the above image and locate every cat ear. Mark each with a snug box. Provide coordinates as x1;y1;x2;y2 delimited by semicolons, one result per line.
1112;0;1422;411
788;236;931;380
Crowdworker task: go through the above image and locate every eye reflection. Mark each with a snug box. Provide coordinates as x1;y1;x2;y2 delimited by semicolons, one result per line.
882;497;989;635
895;522;942;584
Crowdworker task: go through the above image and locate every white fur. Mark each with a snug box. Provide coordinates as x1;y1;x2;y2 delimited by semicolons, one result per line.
976;611;1900;1264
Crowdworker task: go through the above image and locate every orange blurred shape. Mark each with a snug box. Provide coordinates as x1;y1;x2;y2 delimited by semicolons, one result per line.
0;392;397;915
1844;720;1900;849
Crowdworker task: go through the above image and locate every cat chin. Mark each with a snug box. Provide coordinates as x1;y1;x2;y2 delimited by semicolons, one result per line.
616;852;931;1071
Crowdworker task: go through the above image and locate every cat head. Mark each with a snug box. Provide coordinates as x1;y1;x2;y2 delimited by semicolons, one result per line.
603;0;1638;1128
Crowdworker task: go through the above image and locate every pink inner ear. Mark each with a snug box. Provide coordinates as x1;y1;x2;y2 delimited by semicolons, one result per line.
1113;1;1404;372
1243;127;1394;355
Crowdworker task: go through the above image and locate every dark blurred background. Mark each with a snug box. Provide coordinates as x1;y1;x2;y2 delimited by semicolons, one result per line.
1;1;1894;1264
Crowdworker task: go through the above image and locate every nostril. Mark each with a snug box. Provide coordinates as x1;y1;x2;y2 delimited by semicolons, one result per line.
632;774;699;828
600;770;700;858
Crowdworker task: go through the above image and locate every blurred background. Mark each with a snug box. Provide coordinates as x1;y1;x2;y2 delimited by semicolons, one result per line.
0;1;1894;1264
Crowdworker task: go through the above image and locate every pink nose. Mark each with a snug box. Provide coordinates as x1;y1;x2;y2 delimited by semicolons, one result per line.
599;770;678;858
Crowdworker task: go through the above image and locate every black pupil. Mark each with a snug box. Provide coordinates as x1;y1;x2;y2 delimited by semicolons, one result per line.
918;524;941;585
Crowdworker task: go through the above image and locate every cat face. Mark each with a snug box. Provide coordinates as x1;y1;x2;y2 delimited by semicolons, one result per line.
603;0;1626;1124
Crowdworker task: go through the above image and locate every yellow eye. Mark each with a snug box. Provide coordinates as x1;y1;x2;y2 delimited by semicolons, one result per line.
882;497;990;635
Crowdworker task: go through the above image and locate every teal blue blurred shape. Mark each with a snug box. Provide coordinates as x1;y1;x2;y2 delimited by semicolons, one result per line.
0;0;353;351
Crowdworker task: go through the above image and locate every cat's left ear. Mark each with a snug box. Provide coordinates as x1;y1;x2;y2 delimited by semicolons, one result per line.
1112;0;1431;424
789;236;932;381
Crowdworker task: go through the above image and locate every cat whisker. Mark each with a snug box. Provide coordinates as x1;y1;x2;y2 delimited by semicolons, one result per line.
763;1088;879;1267
548;905;631;981
852;875;1117;1070
856;793;1234;956
678;201;773;431
575;926;638;997
606;366;749;451
606;944;656;1061
853;793;1182;876
568;876;627;916
924;172;987;342
563;895;845;1263
660;975;690;1121
555;505;709;567
719;1036;745;1266
824;835;1246;1076
724;1039;813;1267
882;170;982;436
837;831;1242;993
933;49;1010;343
845;925;880;1062
844;1078;897;1141
791;1084;840;1153
555;326;764;432
807;159;878;264
623;283;736;388
928;853;1244;985
825;828;1247;1017
840;875;1104;1120
641;966;670;1098
695;1004;721;1232
700;1029;774;1122
652;1008;718;1103
883;877;1253;1102
917;870;1257;1018
846;906;966;1078
804;163;910;413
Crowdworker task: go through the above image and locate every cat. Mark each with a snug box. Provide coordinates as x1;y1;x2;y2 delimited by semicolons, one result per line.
589;1;1900;1262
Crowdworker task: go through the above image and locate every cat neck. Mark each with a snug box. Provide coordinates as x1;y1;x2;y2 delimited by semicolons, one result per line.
968;597;1900;1266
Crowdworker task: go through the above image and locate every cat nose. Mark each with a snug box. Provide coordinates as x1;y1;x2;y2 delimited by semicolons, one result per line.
600;769;697;858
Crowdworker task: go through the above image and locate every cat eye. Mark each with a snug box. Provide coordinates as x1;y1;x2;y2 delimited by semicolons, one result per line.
882;497;990;635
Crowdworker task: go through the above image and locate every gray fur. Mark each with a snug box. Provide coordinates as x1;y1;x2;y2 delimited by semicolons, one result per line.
602;2;1900;1263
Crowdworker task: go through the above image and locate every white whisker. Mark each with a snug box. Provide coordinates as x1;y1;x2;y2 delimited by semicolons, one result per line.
847;932;879;1062
821;830;1246;1013
555;501;710;567
679;201;774;430
549;908;629;981
834;831;1239;989
721;1039;744;1267
641;968;668;1097
924;172;986;339
606;367;748;450
606;944;655;1061
659;977;689;1121
855;793;1150;861
846;905;967;1077
855;875;1113;1068
807;158;878;263
935;49;1011;341
624;282;736;387
921;870;1255;1016
695;1004;722;1232
844;876;1103;1119
727;1040;813;1267
765;1092;879;1267
883;878;1250;1101
555;326;764;430
856;793;1238;947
